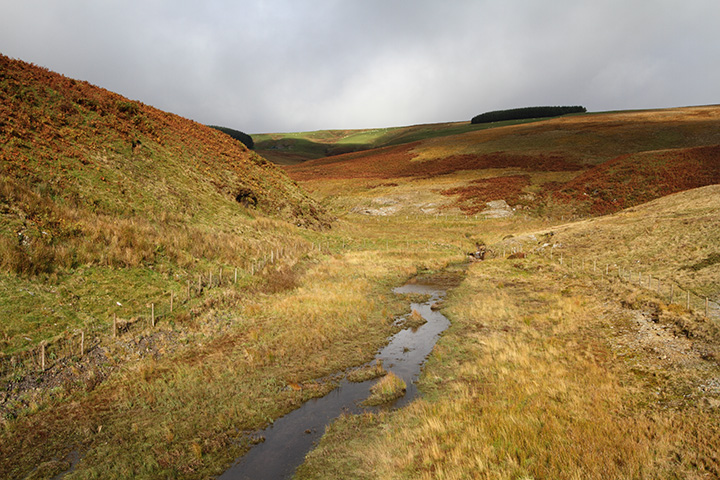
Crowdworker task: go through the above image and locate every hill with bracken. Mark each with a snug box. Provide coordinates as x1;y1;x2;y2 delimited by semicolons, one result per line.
2;53;720;480
0;54;327;354
283;106;720;217
0;54;323;228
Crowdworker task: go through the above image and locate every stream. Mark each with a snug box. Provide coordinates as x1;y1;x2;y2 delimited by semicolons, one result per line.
218;280;451;480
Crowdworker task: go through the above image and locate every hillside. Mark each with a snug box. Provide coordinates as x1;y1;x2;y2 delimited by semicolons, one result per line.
253;118;546;165
0;53;329;355
3;53;720;479
0;54;322;226
554;144;720;215
284;106;720;217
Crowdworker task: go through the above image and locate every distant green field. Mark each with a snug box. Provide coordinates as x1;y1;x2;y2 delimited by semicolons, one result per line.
254;117;552;164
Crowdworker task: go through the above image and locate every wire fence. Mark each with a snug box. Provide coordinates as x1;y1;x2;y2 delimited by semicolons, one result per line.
12;232;710;383
511;243;720;321
0;242;316;381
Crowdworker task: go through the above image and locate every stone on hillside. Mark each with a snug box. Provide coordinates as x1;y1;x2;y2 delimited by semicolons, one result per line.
481;200;514;218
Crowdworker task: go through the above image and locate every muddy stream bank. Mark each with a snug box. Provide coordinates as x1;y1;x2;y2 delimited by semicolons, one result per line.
219;275;459;479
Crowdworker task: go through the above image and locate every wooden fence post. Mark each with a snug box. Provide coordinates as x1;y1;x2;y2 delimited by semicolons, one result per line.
40;342;45;371
219;268;223;285
151;303;155;327
687;290;691;310
209;272;213;288
80;330;85;357
706;297;710;317
198;275;201;292
234;268;238;284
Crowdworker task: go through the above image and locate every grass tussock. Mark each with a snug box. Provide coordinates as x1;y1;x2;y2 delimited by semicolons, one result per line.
363;372;406;406
347;361;386;383
403;309;427;330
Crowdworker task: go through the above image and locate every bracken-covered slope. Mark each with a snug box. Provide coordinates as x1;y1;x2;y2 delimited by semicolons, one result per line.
0;53;322;226
0;53;327;354
284;106;720;217
554;144;720;215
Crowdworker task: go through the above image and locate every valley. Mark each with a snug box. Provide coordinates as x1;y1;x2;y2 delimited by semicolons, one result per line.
1;54;719;479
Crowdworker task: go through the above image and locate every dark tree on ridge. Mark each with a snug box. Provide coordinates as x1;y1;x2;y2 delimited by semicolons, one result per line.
471;106;586;124
208;125;254;149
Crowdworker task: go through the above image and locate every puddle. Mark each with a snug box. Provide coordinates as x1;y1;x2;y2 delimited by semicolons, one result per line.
218;280;452;479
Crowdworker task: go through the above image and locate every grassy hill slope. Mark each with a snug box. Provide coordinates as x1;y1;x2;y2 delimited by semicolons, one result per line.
253;118;547;165
0;53;327;355
3;52;720;479
284;106;720;217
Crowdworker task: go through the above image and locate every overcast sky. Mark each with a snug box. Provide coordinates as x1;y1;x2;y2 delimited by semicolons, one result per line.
2;0;718;133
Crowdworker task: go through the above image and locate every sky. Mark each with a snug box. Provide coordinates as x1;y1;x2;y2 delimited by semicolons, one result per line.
1;0;719;134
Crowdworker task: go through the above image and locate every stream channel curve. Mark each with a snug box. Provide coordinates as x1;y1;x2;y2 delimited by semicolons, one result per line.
218;280;451;479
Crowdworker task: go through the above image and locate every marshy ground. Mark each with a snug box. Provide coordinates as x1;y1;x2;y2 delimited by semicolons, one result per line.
4;186;719;479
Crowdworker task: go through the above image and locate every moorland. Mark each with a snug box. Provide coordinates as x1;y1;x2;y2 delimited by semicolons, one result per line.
1;53;720;479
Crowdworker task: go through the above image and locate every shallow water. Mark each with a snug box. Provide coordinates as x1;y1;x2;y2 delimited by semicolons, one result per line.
218;281;450;480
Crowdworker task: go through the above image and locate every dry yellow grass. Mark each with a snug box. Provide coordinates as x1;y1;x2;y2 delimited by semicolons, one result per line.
363;372;407;406
0;219;467;478
299;255;720;479
529;184;720;300
297;187;720;479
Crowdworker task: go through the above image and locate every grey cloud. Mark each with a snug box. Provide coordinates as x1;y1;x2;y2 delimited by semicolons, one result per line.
1;0;718;133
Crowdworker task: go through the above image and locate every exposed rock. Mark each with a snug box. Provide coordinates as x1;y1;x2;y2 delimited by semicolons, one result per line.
351;206;399;216
481;200;514;218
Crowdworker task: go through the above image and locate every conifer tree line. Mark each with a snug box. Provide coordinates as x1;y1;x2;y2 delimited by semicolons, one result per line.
208;125;255;149
471;106;586;124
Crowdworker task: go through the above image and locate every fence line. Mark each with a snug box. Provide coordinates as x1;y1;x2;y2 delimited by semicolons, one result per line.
531;246;719;321
0;240;317;381
2;236;467;381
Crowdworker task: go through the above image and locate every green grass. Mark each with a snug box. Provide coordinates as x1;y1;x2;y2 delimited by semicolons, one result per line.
254;117;557;164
